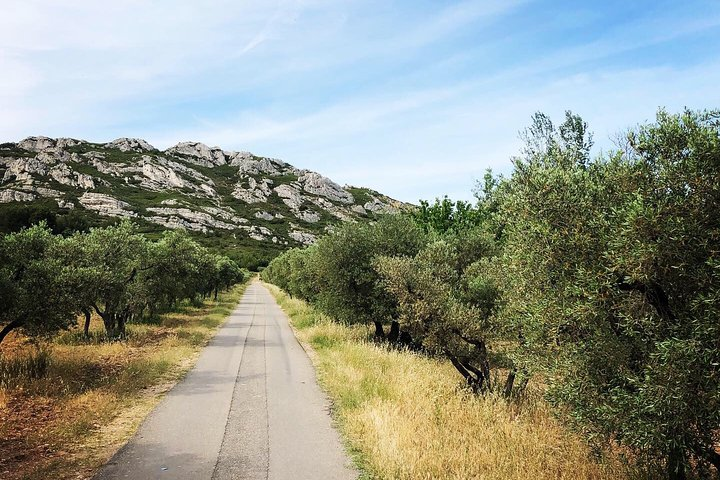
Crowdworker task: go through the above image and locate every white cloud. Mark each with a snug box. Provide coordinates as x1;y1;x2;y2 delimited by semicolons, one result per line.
1;1;719;203
215;60;720;203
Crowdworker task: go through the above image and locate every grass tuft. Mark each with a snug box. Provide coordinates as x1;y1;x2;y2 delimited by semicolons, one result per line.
0;347;51;389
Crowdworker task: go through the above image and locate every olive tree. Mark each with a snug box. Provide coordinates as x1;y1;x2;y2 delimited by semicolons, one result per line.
66;221;148;337
374;226;515;393
137;230;212;314
261;250;293;292
501;110;720;479
311;215;427;339
210;254;245;300
0;224;78;345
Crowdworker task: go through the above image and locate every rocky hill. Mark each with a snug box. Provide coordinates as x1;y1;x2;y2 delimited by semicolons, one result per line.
0;136;405;265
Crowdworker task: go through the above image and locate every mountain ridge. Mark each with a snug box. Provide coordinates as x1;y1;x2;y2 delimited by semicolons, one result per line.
0;135;407;266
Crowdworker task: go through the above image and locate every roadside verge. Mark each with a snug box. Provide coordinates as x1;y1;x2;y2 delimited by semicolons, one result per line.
0;281;250;480
265;282;638;480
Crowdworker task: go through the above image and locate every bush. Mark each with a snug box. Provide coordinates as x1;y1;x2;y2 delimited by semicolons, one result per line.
1;221;246;344
501;109;720;478
263;215;427;337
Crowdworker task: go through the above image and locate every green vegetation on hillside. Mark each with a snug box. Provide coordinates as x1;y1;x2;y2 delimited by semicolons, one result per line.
0;143;34;158
0;200;281;270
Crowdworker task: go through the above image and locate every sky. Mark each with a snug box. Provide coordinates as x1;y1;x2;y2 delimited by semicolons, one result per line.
2;0;720;203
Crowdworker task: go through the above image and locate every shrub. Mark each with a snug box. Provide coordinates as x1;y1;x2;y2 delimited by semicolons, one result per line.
501;109;720;478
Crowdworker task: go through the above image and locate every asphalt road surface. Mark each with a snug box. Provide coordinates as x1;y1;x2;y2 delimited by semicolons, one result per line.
95;280;358;480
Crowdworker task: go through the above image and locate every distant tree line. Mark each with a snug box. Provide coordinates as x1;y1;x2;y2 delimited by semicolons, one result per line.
261;109;720;480
0;220;248;344
0;199;102;235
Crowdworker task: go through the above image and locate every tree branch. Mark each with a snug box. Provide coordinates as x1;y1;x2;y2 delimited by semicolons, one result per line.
451;328;485;350
123;268;138;286
0;318;25;345
449;355;473;383
617;278;677;322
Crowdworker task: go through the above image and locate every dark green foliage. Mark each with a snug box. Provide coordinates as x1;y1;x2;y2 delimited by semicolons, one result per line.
411;196;484;234
0;200;277;271
345;187;373;206
374;226;512;394
193;234;281;271
263;108;720;479
0;221;248;344
263;215;428;333
263;246;320;302
0;224;80;343
0;200;108;235
310;215;427;328
0;143;34;158
269;172;299;184
263;206;515;394
65;144;137;163
501;109;720;478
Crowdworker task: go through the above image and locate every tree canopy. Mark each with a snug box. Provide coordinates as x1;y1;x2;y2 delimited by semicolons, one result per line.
262;108;720;479
0;220;248;344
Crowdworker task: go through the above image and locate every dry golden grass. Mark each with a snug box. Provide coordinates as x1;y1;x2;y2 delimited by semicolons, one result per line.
266;283;642;480
0;282;249;480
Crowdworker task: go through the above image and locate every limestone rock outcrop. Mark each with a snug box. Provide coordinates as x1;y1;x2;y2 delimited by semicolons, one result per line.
145;207;238;232
289;229;317;245
233;177;273;203
166;141;226;167
0;135;407;247
79;192;136;217
299;172;354;204
0;189;37;203
107;138;157;152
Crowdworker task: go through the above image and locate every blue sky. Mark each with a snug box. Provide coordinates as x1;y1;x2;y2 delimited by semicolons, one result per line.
2;0;719;202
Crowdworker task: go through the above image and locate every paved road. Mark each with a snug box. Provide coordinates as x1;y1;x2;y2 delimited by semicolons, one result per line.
95;280;358;480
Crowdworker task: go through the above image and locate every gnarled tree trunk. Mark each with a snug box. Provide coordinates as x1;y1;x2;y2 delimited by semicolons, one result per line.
449;356;487;393
101;313;117;338
0;318;24;345
503;369;516;398
373;321;385;339
388;321;400;343
82;307;92;337
117;314;127;338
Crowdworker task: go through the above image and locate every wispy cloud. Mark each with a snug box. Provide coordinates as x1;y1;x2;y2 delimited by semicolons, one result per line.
1;0;719;202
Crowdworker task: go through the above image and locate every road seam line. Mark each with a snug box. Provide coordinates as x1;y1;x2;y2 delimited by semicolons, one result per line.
211;284;258;480
263;287;271;480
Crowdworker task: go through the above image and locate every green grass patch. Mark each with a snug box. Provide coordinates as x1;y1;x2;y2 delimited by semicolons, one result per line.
345;187;374;206
66;144;139;164
0;143;34;158
269;172;299;184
